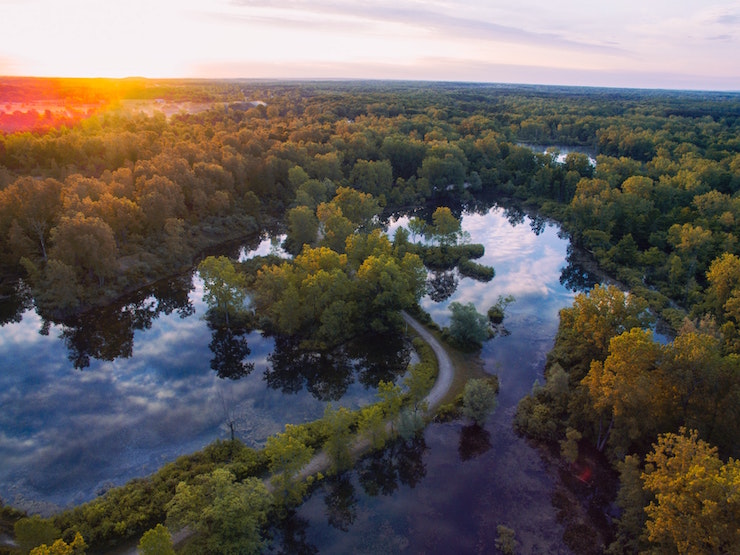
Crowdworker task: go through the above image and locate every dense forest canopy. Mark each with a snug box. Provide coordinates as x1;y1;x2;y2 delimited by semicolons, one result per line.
1;78;739;554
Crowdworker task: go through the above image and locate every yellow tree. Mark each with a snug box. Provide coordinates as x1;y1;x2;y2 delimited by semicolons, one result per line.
552;284;651;381
581;328;666;456
642;428;740;554
29;532;87;555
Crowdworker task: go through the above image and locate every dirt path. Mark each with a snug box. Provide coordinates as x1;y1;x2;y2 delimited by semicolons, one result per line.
121;311;454;553
294;311;454;480
401;311;454;412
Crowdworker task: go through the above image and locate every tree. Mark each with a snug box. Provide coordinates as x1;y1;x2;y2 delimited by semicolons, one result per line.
198;256;248;328
462;378;498;425
404;360;435;412
0;176;62;262
581;328;665;456
321;404;354;474
407;216;427;243
284;205;319;254
494;525;517;554
166;469;270;555
431;206;461;247
357;404;387;450
608;455;650;554
448;301;490;348
14;515;60;554
265;424;314;507
29;533;86;555
330;186;380;231
642;428;740;554
138;524;175;555
48;213;118;286
550;284;651;381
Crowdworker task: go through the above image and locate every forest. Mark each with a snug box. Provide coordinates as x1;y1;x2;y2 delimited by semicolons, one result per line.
0;78;739;554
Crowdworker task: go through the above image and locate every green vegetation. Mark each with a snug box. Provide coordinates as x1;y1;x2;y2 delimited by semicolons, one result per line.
461;378;499;425
137;524;175;555
514;284;740;553
166;469;270;555
2;79;740;553
252;228;426;349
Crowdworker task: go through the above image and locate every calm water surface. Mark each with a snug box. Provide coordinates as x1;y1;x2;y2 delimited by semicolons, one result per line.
2;204;590;553
0;240;396;511
284;206;584;554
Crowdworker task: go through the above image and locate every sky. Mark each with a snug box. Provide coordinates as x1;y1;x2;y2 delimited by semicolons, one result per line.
0;0;738;90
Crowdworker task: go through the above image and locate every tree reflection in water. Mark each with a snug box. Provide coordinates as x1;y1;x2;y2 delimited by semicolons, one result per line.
269;511;319;555
264;333;411;402
208;325;254;380
0;280;32;325
54;274;195;369
426;270;458;302
357;436;427;497
324;474;358;532
264;335;355;401
458;423;493;462
559;245;600;292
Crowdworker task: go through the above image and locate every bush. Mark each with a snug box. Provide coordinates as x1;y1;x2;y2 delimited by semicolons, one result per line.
462;378;498;425
448;301;491;349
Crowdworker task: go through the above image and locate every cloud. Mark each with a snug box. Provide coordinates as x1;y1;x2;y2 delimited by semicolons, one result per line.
223;0;624;53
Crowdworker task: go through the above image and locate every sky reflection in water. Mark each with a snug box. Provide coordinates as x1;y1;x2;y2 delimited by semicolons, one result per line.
2;204;580;539
0;271;382;511
290;205;579;554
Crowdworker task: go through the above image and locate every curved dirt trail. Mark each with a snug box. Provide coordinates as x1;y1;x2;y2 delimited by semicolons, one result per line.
123;311;454;553
401;311;454;412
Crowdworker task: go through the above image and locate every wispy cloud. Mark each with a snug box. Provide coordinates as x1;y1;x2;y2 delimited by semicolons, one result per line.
223;0;624;54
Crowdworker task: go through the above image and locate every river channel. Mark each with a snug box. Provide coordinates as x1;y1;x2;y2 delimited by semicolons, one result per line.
1;201;596;551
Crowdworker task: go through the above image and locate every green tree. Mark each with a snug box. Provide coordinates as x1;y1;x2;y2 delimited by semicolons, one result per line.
404;361;435;412
0;176;62;262
14;515;60;554
494;525;517;554
448;301;490;348
265;424;314;507
166;469;270;555
462;378;498;425
198;256;247;328
138;524;175;555
357;404;387;450
608;455;650;555
48;213;118;286
321;404;354;474
431;206;461;247
407;216;427;243
284;205;319;255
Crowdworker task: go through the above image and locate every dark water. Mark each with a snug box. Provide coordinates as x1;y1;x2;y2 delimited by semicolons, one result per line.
279;207;583;554
1;203;591;552
0;241;406;511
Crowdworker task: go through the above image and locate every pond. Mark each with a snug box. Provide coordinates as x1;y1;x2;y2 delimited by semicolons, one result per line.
276;205;596;553
1;201;598;551
0;242;409;512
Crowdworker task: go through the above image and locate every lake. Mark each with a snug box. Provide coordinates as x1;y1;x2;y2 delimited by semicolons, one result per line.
0;201;595;551
280;204;593;553
0;248;407;511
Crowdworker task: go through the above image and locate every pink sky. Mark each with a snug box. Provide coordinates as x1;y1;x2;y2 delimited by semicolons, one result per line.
1;0;738;90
